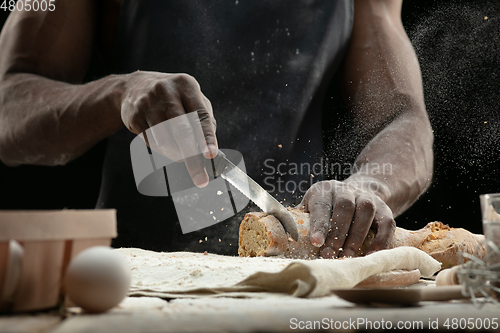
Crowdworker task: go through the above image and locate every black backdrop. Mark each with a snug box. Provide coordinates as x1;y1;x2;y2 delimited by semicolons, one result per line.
398;0;500;233
1;1;499;235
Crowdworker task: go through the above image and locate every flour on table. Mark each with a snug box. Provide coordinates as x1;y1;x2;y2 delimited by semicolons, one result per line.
116;247;441;298
117;248;292;292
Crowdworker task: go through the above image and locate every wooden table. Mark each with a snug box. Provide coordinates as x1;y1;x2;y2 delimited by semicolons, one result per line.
2;295;500;332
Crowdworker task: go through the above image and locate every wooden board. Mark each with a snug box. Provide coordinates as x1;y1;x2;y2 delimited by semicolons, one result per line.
48;296;500;333
0;314;61;333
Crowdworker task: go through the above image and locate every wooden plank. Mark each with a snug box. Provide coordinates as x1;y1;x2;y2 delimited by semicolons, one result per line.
48;296;500;333
0;210;116;241
0;241;9;309
0;314;61;333
13;241;65;312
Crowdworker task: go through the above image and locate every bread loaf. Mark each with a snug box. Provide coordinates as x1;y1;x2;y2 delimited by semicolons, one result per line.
238;208;485;268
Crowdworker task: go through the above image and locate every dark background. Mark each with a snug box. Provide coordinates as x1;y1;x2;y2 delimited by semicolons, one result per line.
1;0;499;235
397;0;500;233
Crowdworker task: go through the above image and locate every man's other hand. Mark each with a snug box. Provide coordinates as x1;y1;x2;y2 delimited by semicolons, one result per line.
298;179;396;258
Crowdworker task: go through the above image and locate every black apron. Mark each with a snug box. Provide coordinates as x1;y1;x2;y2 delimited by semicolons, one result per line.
97;0;353;253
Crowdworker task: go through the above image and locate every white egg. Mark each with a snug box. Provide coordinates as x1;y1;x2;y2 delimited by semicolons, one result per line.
64;246;131;313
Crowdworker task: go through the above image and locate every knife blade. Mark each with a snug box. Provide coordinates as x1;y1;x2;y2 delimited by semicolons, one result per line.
208;150;298;241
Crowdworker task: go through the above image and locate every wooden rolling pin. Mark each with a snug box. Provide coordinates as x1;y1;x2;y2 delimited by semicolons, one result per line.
435;265;461;286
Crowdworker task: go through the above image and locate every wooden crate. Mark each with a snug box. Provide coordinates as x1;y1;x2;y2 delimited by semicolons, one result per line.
0;210;117;312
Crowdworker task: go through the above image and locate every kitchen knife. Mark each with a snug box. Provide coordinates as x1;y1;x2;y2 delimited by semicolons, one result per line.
207;150;299;241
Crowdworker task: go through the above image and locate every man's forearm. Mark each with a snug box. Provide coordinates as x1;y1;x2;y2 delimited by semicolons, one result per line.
0;73;124;166
340;0;433;217
345;109;433;217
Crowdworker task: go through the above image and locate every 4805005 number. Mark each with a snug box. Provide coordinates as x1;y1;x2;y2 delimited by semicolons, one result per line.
1;0;56;12
443;318;499;330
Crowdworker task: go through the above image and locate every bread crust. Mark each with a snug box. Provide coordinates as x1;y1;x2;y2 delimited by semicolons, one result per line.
238;209;486;268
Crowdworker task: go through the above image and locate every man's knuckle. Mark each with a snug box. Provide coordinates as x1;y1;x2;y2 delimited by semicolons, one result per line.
136;94;151;110
174;73;199;88
335;197;355;211
311;200;332;210
172;123;193;139
310;184;321;193
151;81;167;95
204;130;216;140
310;182;328;195
196;108;211;121
313;219;330;232
385;218;396;230
357;198;376;212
